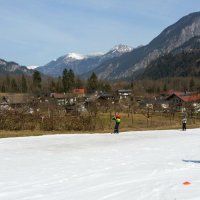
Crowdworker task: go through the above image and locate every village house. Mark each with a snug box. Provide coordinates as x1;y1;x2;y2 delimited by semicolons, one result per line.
85;92;115;105
138;98;167;111
97;93;115;101
50;89;85;106
0;93;34;112
84;92;113;111
117;89;132;99
50;93;77;106
165;91;200;111
73;88;85;97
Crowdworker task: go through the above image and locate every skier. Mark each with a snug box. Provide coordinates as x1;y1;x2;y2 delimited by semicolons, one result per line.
182;116;187;131
112;112;121;134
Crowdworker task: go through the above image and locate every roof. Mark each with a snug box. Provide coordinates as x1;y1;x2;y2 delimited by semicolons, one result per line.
166;92;200;102
0;93;34;104
180;93;200;102
85;94;98;103
161;90;194;96
50;93;76;99
98;93;114;98
118;89;132;93
73;89;85;95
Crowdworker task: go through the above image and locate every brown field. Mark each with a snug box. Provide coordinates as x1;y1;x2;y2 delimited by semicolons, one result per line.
0;112;199;138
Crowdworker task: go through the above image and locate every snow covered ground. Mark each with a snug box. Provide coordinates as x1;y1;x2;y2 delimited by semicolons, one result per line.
0;129;200;200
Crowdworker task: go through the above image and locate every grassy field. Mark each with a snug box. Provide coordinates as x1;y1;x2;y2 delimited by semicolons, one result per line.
0;112;199;138
96;112;200;132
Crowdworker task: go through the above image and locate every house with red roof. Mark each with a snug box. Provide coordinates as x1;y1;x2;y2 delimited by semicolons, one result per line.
165;91;200;111
73;89;85;97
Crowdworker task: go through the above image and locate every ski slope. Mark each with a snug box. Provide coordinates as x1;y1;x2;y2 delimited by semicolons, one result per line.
0;129;200;200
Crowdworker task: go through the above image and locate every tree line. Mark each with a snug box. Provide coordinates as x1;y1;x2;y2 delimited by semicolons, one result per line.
0;70;112;94
1;68;200;96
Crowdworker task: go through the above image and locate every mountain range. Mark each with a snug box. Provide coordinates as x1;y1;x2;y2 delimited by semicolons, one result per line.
36;44;133;77
37;11;200;80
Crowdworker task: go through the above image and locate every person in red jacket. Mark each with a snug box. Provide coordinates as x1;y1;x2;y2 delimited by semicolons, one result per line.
112;112;121;134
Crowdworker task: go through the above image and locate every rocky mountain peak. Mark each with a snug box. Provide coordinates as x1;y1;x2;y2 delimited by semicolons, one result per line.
67;53;85;60
110;44;133;53
0;58;33;75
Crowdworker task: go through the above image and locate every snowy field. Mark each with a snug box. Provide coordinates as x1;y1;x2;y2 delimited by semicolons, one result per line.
0;129;200;200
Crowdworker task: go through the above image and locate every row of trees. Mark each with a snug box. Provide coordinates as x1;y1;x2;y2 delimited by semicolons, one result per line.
49;71;112;94
132;77;199;95
1;68;200;95
0;71;43;94
0;74;29;93
0;70;112;94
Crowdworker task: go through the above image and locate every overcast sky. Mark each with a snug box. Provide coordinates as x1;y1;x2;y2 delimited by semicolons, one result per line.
0;0;200;66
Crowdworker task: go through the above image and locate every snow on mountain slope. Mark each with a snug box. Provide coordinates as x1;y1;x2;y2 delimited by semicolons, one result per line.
110;44;133;53
27;65;38;70
0;129;200;200
67;53;85;60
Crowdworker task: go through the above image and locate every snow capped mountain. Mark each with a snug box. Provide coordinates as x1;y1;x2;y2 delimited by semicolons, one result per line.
27;65;38;70
62;52;103;63
67;53;85;60
36;44;133;77
101;44;133;60
110;44;133;53
0;60;7;66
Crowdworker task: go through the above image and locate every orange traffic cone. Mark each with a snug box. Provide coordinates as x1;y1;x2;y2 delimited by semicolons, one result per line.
183;181;191;185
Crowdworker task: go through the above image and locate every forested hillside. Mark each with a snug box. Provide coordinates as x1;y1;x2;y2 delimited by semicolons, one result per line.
139;49;200;80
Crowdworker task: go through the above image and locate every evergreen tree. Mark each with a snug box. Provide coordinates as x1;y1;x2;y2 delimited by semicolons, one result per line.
75;76;84;88
6;75;10;92
189;78;195;91
156;86;160;94
163;83;167;92
130;80;135;91
21;74;28;93
99;80;112;93
62;69;75;92
103;83;112;93
1;82;6;92
11;78;18;92
32;71;42;91
56;76;63;92
49;80;56;92
68;69;75;90
87;72;98;93
62;69;69;92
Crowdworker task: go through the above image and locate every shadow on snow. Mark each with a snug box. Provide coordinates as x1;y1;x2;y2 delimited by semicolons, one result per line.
182;159;200;163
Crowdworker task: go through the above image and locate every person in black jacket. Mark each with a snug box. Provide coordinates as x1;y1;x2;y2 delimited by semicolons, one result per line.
182;116;187;131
